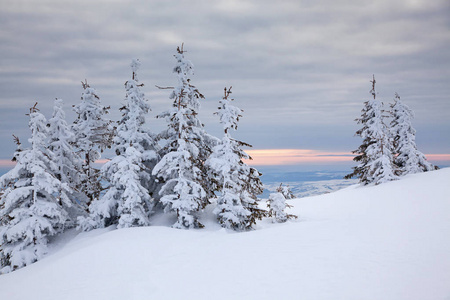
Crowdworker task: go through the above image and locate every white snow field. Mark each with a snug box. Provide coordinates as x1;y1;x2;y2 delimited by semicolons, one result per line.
1;168;449;300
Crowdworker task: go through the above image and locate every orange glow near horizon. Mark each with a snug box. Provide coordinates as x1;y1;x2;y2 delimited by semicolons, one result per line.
243;149;450;166
0;160;16;167
0;151;449;168
243;149;354;166
425;154;450;161
94;159;110;164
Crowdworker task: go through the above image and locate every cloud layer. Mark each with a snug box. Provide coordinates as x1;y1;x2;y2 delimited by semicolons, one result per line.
0;0;449;163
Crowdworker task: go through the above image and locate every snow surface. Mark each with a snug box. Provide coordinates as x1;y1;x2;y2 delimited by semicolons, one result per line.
1;168;449;300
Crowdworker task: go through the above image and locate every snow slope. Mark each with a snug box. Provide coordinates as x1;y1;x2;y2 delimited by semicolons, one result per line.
1;168;449;300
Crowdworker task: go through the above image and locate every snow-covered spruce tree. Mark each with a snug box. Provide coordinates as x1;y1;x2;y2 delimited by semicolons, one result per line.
48;98;85;221
79;59;158;230
206;87;268;230
279;183;296;200
116;59;160;197
0;104;71;273
390;93;436;174
267;184;297;223
153;45;218;229
72;81;114;205
345;75;398;185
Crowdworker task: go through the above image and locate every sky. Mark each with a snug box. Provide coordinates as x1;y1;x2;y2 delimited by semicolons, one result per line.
0;0;449;170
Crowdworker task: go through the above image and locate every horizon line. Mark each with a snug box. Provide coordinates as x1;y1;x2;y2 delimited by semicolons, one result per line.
0;149;449;168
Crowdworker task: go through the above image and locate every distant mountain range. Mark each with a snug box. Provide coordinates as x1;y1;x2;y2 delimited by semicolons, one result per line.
260;170;357;198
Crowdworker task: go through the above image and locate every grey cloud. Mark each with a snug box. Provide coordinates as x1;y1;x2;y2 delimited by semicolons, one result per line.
0;0;449;161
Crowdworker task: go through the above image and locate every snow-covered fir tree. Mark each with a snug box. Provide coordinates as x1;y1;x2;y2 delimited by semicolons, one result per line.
345;76;398;185
72;81;114;204
81;147;153;230
48;98;85;219
390;93;436;174
0;104;71;273
115;59;160;197
206;87;268;230
79;59;158;230
267;184;297;223
279;184;296;200
153;45;218;229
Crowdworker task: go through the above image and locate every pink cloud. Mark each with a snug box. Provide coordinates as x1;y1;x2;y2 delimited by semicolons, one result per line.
243;149;450;166
0;160;16;167
0;152;448;168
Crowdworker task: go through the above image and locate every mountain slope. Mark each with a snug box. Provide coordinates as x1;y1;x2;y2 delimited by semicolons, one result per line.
0;168;449;300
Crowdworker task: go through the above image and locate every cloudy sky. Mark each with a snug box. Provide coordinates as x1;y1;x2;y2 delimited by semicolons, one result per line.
1;0;449;169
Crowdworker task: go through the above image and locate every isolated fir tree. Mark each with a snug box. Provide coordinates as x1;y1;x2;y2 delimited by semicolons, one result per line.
267;183;297;223
206;87;268;230
0;104;71;273
345;76;398;185
279;184;296;200
72;81;114;204
79;59;158;230
390;93;436;174
48;98;85;218
153;45;217;229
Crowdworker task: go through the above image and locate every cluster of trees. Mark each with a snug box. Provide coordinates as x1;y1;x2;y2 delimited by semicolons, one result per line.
3;56;433;273
0;46;296;273
345;75;437;185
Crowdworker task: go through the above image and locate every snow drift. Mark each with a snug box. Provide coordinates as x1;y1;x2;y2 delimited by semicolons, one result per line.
0;168;449;300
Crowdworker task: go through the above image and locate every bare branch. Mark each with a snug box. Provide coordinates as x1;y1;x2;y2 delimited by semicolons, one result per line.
155;85;174;90
370;74;376;100
26;102;39;115
223;86;233;100
81;79;90;90
177;43;185;54
12;134;21;146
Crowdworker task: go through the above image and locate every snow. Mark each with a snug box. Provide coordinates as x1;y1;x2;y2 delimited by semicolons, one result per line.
1;168;449;300
207;87;265;230
81;60;157;230
390;93;435;173
0;108;76;272
153;47;214;229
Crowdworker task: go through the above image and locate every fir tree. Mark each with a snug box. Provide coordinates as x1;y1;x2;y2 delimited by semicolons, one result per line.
79;59;158;230
0;104;71;273
48;98;85;218
267;183;297;223
279;183;296;200
390;93;436;174
345;75;398;185
153;45;217;229
72;81;114;205
206;87;268;230
80;147;153;230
